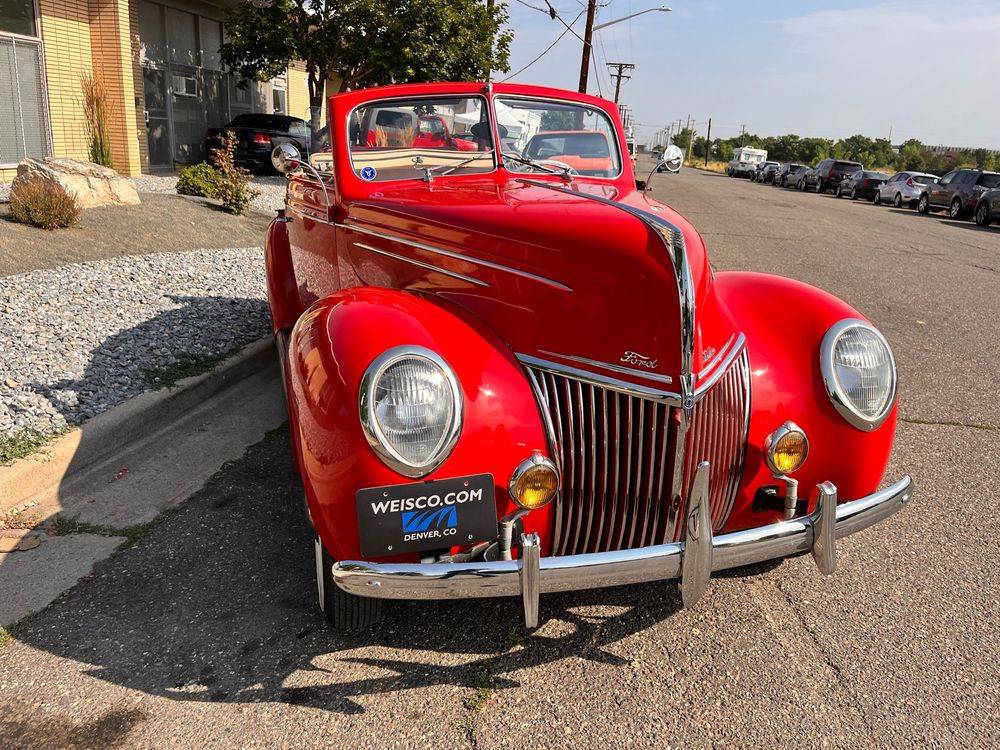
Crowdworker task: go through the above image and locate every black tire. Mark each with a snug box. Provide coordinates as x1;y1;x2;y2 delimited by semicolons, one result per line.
975;201;991;227
874;191;882;205
836;186;843;198
798;178;807;191
918;193;930;214
849;187;857;200
317;539;384;630
892;193;902;208
949;197;964;220
813;179;823;193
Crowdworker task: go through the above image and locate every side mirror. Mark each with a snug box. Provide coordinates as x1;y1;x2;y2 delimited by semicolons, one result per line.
271;142;302;174
661;144;684;173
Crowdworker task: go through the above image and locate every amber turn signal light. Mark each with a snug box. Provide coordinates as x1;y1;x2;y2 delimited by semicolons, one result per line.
509;453;560;510
764;421;809;476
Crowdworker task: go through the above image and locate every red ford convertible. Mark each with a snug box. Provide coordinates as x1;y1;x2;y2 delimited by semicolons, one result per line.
264;82;911;630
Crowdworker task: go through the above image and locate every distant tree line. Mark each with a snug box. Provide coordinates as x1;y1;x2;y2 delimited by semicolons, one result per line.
675;129;1000;173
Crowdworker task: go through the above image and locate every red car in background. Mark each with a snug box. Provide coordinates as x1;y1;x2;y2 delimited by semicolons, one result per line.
265;81;911;631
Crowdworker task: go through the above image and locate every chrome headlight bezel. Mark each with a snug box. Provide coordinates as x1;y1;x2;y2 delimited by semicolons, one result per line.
359;345;463;478
820;318;897;431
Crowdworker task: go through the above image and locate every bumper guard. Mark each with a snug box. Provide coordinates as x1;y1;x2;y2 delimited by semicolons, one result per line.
332;466;913;627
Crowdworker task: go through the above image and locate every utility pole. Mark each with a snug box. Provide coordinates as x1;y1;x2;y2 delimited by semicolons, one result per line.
739;123;747;146
687;122;696;164
578;0;598;93
704;117;712;165
607;62;635;103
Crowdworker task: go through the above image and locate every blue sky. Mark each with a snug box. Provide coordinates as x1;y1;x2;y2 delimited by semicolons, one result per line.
499;1;999;148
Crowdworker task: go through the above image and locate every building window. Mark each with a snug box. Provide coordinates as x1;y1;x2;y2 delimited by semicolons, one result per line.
272;86;286;114
1;0;37;37
0;35;48;165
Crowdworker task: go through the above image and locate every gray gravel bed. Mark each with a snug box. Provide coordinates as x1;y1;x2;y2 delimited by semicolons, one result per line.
129;173;286;214
0;248;270;441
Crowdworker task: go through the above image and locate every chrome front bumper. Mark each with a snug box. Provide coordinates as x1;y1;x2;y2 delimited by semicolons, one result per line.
332;468;913;627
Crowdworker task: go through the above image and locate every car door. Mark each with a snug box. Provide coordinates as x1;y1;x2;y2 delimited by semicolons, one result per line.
883;173;901;200
930;171;956;207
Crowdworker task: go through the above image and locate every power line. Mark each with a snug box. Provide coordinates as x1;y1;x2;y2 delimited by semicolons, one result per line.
501;9;586;82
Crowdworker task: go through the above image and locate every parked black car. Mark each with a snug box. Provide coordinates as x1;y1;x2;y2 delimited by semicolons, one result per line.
837;170;890;200
917;168;1000;219
205;113;312;173
752;161;780;183
802;159;863;193
774;163;807;187
974;188;1000;227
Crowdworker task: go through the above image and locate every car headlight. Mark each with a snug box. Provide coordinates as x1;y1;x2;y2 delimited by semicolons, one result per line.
820;319;897;431
359;346;462;477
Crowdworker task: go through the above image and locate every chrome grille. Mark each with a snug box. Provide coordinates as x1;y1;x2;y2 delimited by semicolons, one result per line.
525;348;750;555
680;349;751;537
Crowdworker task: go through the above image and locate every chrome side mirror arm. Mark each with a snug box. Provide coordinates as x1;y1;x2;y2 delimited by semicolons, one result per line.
643;144;683;193
272;143;331;208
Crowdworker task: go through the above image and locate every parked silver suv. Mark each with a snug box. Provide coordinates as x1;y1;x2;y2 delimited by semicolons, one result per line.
874;171;939;208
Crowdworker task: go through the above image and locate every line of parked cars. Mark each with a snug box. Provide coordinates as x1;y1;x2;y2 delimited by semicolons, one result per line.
750;158;1000;227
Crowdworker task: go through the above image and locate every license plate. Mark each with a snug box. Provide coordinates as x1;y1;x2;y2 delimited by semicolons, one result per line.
355;474;497;557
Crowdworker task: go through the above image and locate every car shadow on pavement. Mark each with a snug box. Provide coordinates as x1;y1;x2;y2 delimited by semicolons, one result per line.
10;426;690;716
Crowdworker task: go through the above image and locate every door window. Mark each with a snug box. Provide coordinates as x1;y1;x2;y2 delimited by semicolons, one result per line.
938;171;956;185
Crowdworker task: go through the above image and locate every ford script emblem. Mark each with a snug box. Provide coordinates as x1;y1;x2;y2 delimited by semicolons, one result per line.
620;350;658;369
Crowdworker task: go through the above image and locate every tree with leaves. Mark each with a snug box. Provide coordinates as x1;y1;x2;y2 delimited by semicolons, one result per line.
220;0;512;140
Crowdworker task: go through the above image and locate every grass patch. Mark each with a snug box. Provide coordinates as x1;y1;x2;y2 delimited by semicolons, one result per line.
142;349;233;390
0;626;12;650
0;427;66;465
51;513;167;550
461;672;494;712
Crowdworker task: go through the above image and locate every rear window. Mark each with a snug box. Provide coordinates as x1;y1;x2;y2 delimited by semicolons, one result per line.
912;174;936;184
977;173;1000;189
834;161;862;171
865;172;889;180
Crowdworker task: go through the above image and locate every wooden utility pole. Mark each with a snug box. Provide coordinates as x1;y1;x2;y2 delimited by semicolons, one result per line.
578;0;598;93
607;62;635;103
704;117;712;165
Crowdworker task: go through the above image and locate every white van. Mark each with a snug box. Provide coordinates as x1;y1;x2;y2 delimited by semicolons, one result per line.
727;147;767;178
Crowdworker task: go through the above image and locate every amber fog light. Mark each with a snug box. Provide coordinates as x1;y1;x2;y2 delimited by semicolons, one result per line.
764;421;809;476
509;453;559;510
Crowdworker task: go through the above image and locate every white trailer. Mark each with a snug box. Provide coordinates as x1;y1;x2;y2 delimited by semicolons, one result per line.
727;147;767;178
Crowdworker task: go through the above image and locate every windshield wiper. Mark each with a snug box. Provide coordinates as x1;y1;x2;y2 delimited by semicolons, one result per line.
414;151;493;182
500;152;574;180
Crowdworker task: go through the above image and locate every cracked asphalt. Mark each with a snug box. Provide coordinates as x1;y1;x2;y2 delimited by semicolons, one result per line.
1;163;998;748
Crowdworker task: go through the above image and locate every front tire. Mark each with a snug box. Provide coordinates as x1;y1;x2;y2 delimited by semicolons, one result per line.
949;197;964;220
975;201;991;227
798;178;807;191
918;193;930;214
849;187;857;200
874;191;882;205
316;539;384;630
813;179;823;193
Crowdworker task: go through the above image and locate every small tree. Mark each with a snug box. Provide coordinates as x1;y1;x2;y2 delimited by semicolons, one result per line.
220;0;512;142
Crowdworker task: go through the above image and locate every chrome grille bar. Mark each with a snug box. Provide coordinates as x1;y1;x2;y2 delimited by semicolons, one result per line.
524;345;750;556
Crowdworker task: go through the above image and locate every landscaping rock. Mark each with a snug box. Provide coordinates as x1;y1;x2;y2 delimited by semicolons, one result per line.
12;157;141;209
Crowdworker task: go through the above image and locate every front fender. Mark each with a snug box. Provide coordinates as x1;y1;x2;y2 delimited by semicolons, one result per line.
715;272;898;532
288;287;553;561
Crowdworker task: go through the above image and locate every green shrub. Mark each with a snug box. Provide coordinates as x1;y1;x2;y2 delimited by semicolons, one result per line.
210;131;260;216
81;73;113;168
176;163;222;199
9;182;81;230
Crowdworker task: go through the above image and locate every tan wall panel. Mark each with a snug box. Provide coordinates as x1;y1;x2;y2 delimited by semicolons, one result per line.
38;0;94;162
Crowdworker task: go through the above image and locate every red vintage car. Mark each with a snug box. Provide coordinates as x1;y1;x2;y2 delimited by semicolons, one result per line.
265;82;912;630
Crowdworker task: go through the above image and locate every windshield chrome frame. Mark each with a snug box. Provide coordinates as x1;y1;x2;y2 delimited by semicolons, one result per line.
490;94;625;182
345;93;497;183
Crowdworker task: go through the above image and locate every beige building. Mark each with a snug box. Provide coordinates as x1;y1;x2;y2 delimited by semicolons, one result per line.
1;0;319;180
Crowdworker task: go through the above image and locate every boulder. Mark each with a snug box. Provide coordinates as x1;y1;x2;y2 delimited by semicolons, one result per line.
11;157;140;209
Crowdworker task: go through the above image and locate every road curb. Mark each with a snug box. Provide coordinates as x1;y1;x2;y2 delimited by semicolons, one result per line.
0;336;275;522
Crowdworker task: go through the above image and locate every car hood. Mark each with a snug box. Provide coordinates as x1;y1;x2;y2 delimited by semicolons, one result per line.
343;178;738;393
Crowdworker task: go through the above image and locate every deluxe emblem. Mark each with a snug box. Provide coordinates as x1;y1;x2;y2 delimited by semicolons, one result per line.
702;346;717;363
620;351;658;369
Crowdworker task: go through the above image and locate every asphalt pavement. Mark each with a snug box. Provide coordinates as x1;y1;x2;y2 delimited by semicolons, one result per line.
1;161;997;749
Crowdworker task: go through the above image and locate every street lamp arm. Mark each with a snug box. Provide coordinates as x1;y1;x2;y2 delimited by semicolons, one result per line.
593;5;671;31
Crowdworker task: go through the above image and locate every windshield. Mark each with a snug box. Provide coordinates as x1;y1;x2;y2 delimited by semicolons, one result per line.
348;96;495;181
494;96;621;178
